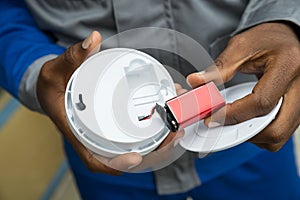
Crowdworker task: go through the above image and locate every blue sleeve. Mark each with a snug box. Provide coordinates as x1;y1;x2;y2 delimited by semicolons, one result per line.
0;0;65;98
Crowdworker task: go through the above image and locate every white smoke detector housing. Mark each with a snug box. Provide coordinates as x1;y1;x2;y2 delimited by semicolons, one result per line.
65;48;176;158
65;48;282;159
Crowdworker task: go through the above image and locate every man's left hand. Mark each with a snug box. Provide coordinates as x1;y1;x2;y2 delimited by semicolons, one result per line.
187;22;300;152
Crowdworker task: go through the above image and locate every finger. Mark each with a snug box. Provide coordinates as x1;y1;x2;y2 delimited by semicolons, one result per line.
129;130;185;172
100;152;143;172
186;68;224;88
186;41;257;88
175;83;187;95
248;76;300;150
46;93;122;175
204;58;295;126
174;83;182;90
54;115;122;175
158;130;185;149
68;31;102;66
252;143;283;152
176;88;188;95
166;130;185;149
52;103;123;175
82;149;123;175
62;119;124;175
58;31;102;79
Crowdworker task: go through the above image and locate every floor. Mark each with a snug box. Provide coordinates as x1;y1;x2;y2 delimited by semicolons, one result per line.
0;91;80;200
0;90;299;200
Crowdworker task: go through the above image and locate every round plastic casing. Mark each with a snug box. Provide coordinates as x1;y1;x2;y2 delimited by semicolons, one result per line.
65;48;176;158
180;82;282;153
65;48;282;159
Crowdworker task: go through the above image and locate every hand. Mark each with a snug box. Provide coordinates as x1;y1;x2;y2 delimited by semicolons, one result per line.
37;31;143;175
187;22;300;152
37;31;185;174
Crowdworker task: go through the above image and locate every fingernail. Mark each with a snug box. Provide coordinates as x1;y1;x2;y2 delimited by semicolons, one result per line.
186;80;192;88
87;44;101;58
82;33;93;49
198;153;208;158
173;138;181;147
187;71;206;88
198;70;206;75
208;121;221;128
127;163;139;170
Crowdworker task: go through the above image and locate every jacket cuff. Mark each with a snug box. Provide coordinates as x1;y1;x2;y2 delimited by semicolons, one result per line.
232;1;300;36
18;54;58;113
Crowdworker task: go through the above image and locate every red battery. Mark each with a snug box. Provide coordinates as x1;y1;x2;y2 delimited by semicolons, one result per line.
139;82;225;132
151;82;225;131
166;82;225;130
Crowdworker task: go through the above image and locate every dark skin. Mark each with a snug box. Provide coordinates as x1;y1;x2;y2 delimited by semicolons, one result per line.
37;31;135;175
187;22;300;152
37;22;300;175
36;31;184;174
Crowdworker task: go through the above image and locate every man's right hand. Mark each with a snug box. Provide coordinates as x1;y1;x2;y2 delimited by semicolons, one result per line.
37;31;186;174
36;31;143;175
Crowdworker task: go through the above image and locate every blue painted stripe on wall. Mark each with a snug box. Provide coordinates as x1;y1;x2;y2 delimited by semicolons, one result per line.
40;160;69;200
0;98;20;130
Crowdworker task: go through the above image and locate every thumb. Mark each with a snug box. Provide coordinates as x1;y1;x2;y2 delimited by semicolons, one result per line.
82;31;102;58
186;41;253;88
58;31;102;76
